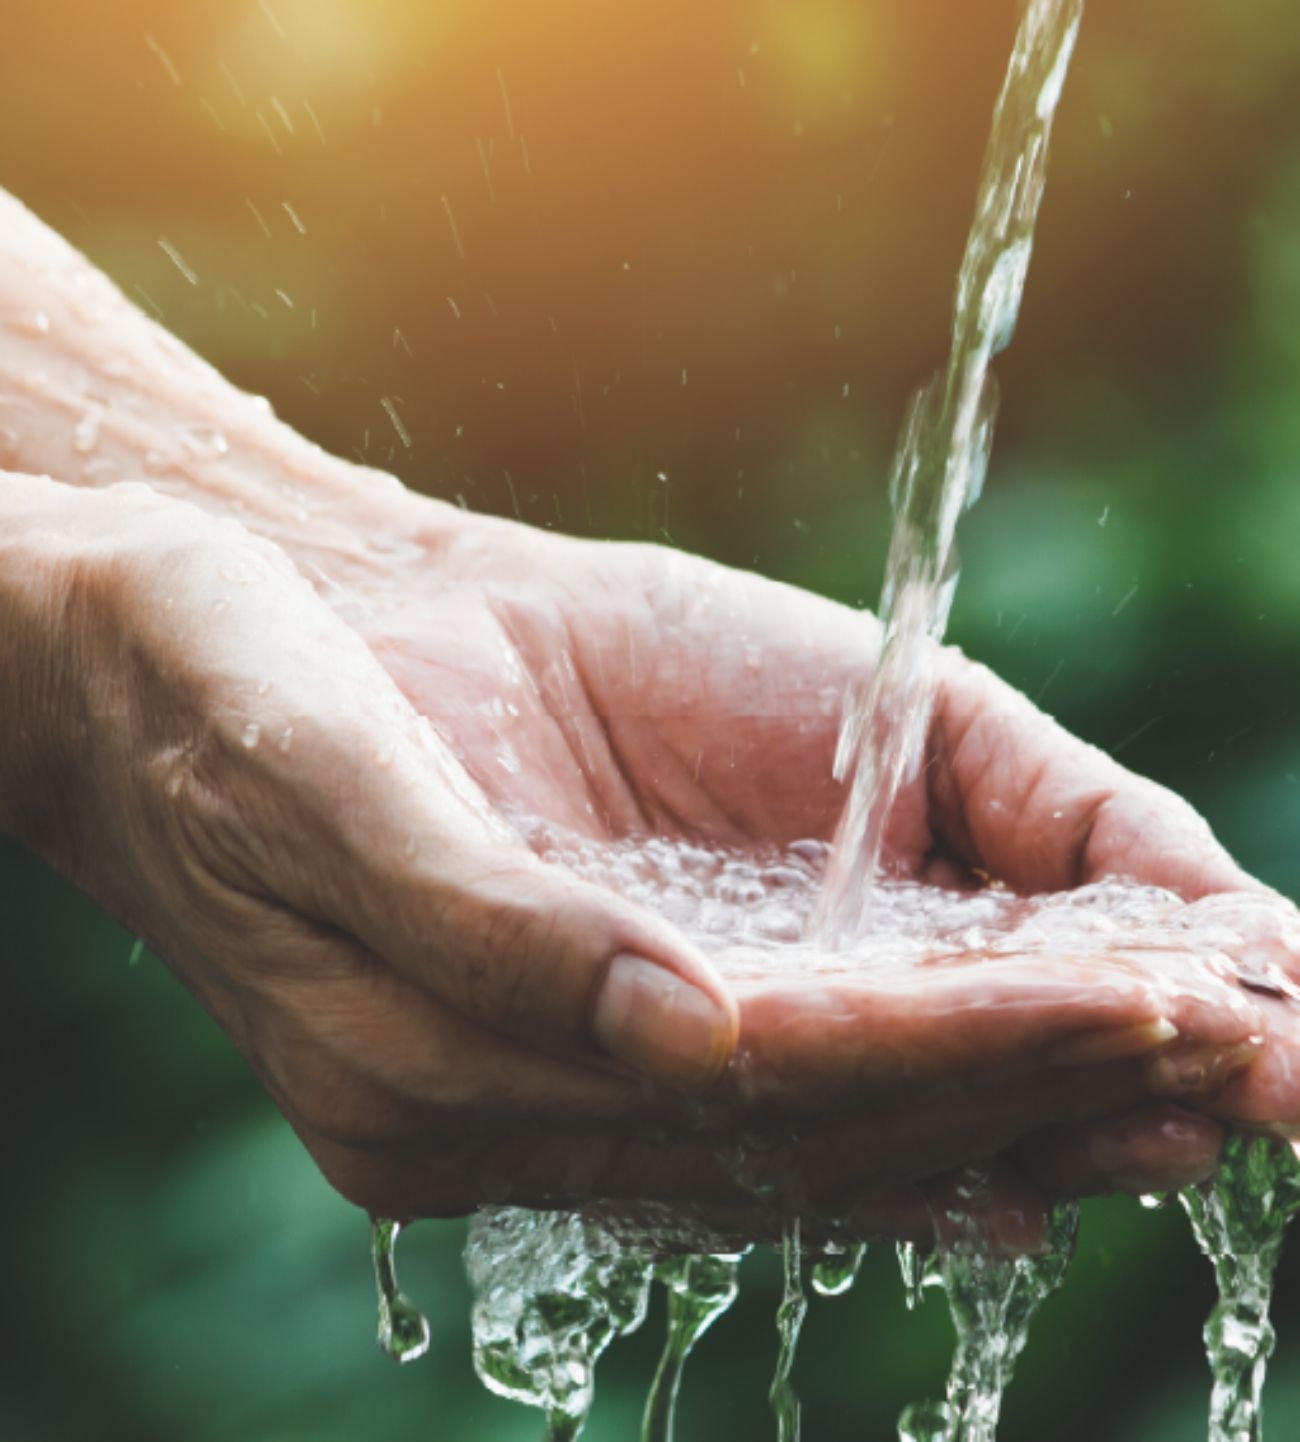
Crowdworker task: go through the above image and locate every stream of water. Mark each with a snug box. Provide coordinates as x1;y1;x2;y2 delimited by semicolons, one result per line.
813;0;1085;947
1181;1134;1300;1442
363;0;1300;1437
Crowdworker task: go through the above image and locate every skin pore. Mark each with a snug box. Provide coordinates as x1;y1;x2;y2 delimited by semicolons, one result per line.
2;188;1298;1238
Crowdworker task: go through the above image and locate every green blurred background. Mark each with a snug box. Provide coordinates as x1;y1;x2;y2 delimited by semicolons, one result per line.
3;0;1300;1437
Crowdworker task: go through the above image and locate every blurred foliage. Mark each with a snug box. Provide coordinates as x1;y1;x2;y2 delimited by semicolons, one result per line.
3;0;1300;1438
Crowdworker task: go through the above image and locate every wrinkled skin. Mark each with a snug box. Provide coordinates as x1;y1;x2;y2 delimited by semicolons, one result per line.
3;186;1298;1245
17;470;1299;1240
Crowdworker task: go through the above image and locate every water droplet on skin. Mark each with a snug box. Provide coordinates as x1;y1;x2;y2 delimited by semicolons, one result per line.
256;679;271;695
182;425;229;458
277;726;294;753
144;450;169;475
73;410;103;454
8;310;51;337
241;722;261;749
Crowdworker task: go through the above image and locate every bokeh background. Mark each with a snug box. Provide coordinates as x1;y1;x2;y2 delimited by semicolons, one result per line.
3;0;1300;1437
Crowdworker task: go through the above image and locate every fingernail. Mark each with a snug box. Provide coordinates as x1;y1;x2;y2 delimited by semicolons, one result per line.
1144;1041;1260;1098
1048;1017;1178;1069
593;953;736;1088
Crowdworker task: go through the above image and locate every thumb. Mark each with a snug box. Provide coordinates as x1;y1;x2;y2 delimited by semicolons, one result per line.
303;718;740;1090
407;846;741;1089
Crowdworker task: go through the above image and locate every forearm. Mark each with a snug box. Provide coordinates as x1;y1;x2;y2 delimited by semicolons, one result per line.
0;190;462;580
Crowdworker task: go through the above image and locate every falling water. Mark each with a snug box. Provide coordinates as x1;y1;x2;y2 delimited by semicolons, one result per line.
897;1188;1078;1442
811;1243;867;1299
464;1208;655;1441
371;1217;431;1364
1180;1133;1300;1442
815;0;1085;944
642;1254;742;1442
769;1220;808;1442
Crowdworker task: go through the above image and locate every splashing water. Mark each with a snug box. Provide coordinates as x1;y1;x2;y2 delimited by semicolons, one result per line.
464;1208;655;1440
769;1219;808;1442
371;1217;431;1364
898;1187;1079;1442
642;1253;742;1442
815;0;1085;945
1180;1134;1300;1442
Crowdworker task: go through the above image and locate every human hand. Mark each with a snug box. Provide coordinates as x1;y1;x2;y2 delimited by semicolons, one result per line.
291;491;1287;1209
1;470;1270;1231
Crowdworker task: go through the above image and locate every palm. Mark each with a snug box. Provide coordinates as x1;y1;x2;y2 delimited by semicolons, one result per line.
357;518;898;857
286;499;1298;1216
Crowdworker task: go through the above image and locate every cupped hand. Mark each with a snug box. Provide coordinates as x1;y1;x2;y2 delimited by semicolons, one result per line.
290;489;1297;1206
14;468;1279;1230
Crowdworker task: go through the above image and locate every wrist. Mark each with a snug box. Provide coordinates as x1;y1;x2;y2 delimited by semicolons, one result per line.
0;474;100;858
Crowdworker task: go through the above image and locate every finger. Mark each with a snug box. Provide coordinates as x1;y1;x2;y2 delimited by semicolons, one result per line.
204;624;741;1093
304;1045;1254;1220
724;947;1261;1106
1014;1103;1226;1196
1209;996;1300;1127
929;651;1263;899
583;1170;1050;1254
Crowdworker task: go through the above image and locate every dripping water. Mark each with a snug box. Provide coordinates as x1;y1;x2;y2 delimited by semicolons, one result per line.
641;1254;742;1442
769;1219;808;1442
898;1192;1079;1442
371;1217;431;1364
1180;1133;1300;1442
